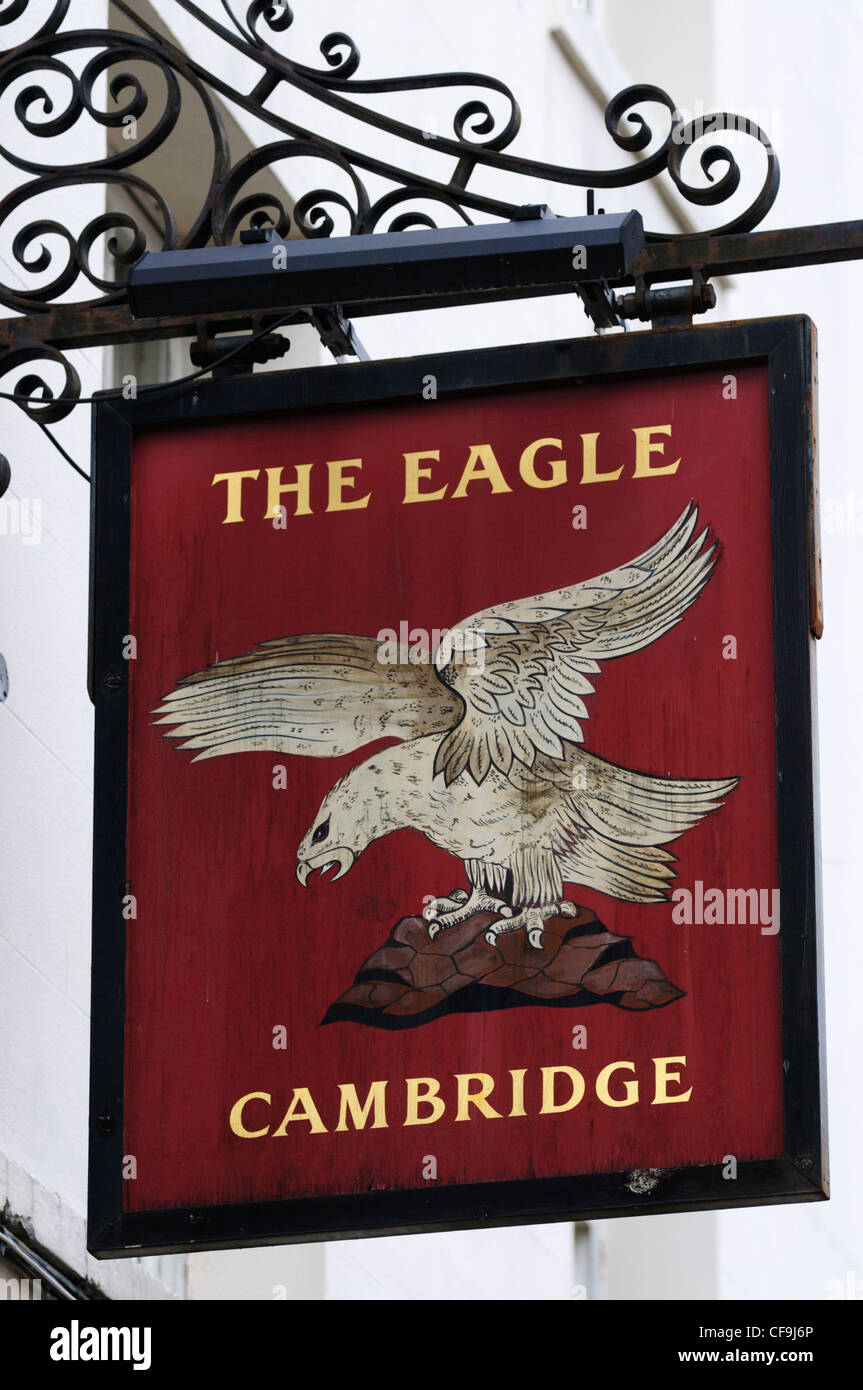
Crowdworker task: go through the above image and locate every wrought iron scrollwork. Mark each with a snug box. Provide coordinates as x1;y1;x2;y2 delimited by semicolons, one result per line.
0;0;780;418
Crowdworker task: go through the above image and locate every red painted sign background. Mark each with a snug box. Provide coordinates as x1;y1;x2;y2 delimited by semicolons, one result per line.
124;361;782;1212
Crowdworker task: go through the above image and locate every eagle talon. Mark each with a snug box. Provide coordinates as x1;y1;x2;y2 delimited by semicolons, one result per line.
484;901;576;949
425;887;509;937
423;892;467;926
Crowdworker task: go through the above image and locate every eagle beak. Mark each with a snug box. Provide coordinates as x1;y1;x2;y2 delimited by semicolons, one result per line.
296;847;354;887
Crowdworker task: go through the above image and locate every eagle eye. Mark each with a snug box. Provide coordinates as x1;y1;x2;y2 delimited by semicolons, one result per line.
312;817;330;845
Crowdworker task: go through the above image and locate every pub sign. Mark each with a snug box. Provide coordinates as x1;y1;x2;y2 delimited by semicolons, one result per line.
88;316;826;1255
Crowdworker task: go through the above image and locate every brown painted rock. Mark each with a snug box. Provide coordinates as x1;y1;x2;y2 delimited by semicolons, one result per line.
323;907;683;1029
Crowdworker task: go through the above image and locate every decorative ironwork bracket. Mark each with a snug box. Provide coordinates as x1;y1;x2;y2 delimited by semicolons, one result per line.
0;0;856;428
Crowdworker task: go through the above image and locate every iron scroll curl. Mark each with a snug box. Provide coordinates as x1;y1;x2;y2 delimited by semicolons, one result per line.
0;0;780;417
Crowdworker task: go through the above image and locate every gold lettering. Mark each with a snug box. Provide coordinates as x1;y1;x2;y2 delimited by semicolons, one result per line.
403;450;447;504
596;1061;639;1108
632;424;680;478
454;1072;502;1121
229;1091;271;1138
519;438;567;489
404;1076;446;1126
335;1081;388;1131
271;1087;328;1134
540;1065;585;1114
326;459;370;512
452;444;512;498
580;432;622;484
264;464;313;519
651;1055;693;1105
508;1068;527;1118
212;469;260;523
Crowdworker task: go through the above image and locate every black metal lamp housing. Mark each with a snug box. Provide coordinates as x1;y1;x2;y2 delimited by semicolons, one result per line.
126;211;644;320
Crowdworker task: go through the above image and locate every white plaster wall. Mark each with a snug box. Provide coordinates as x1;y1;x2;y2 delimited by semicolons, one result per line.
0;0;187;1299
2;0;860;1302
706;0;863;1303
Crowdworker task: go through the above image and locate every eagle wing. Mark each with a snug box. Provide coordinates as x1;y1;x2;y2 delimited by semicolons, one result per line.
433;503;717;785
153;633;461;760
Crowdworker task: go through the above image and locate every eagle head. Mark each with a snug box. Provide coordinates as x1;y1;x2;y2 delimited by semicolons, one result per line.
295;768;386;887
296;813;356;885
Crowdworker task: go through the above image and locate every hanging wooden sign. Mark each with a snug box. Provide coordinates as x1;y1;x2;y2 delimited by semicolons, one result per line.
88;316;826;1256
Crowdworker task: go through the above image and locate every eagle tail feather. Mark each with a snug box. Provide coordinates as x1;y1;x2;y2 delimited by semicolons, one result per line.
553;751;739;902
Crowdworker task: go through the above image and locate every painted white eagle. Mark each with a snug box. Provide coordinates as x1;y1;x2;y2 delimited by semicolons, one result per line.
154;503;737;950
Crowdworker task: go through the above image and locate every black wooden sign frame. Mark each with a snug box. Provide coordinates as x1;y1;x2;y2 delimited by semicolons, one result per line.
88;315;826;1257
